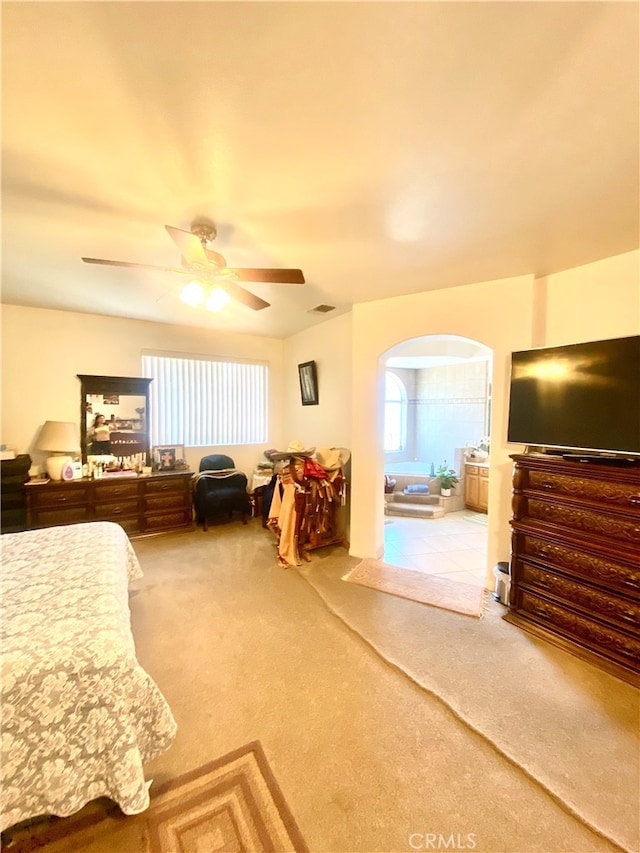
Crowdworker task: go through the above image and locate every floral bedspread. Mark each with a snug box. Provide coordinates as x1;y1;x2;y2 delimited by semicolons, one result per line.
0;522;177;831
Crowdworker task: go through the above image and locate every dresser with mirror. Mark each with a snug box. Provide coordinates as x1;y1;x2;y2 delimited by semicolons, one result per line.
25;374;193;537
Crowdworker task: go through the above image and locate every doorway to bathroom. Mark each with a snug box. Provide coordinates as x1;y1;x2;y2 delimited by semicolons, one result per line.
382;334;492;586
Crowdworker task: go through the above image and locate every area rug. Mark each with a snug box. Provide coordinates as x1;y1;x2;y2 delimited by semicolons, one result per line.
342;559;485;617
1;741;309;853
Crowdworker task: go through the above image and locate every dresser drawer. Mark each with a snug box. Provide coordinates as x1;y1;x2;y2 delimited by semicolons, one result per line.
34;506;92;526
517;560;639;630
94;482;139;502
515;589;640;669
526;498;640;548
525;469;640;513
28;484;91;508
515;533;640;596
144;493;188;511
112;517;143;536
145;509;191;531
94;499;139;519
143;476;188;495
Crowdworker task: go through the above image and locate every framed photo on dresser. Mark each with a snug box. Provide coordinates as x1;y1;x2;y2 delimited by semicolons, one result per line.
153;446;184;471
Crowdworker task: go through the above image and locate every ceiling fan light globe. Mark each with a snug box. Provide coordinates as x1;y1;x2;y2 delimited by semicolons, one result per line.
205;287;230;312
180;281;205;307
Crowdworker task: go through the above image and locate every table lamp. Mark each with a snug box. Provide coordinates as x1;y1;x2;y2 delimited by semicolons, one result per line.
36;421;80;480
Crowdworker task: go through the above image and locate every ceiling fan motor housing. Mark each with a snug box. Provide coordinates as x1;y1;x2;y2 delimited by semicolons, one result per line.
190;218;217;245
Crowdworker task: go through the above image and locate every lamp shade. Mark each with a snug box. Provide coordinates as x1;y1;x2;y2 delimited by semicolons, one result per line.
36;421;79;453
36;421;79;480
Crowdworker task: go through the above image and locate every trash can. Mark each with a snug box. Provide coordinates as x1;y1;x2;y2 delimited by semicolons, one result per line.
493;561;511;605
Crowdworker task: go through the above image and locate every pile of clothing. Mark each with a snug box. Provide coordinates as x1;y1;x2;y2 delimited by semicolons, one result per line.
266;442;350;568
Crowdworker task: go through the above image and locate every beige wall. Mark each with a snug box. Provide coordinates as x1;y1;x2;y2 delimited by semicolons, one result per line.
1;305;284;477
2;250;638;580
282;311;352;451
350;274;537;576
349;249;640;583
542;250;640;345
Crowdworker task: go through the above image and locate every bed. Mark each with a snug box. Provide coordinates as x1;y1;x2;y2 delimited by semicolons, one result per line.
0;521;177;832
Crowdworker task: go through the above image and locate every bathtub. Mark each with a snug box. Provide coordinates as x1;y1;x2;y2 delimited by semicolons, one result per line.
384;461;434;476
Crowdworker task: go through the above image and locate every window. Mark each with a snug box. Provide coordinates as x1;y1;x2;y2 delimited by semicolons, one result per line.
142;353;268;447
384;371;407;452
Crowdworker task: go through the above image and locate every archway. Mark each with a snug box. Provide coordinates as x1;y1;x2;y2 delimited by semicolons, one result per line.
381;334;493;586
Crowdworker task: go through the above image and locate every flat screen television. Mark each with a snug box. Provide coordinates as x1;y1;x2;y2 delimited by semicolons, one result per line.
507;334;640;457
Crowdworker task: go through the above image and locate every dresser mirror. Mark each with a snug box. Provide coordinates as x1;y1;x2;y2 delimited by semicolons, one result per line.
77;375;152;465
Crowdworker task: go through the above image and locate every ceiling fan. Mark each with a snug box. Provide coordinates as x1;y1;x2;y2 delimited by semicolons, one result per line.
82;218;305;311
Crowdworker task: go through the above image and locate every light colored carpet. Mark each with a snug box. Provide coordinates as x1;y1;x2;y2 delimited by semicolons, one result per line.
300;547;639;853
2;742;308;853
4;524;634;853
343;558;485;617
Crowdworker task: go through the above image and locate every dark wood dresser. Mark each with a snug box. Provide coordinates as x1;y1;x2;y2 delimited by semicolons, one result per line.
25;471;194;538
1;454;32;533
507;453;640;687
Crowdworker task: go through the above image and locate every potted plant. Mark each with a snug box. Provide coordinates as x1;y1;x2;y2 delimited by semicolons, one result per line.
436;464;459;496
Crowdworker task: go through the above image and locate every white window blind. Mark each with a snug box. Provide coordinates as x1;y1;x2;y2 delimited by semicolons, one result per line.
142;353;268;446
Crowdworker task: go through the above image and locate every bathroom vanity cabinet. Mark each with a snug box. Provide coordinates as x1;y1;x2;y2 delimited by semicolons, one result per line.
464;462;489;512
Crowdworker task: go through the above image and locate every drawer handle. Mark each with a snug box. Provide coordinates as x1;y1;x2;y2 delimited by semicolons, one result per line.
629;496;640;506
541;482;555;490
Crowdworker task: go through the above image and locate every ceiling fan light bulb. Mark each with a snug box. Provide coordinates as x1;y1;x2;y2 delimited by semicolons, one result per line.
180;281;204;307
205;287;230;312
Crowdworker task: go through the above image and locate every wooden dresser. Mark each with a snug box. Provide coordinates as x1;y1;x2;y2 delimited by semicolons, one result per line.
25;471;193;538
507;453;640;687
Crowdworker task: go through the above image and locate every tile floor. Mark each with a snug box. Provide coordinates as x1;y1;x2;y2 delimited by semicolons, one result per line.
383;510;489;588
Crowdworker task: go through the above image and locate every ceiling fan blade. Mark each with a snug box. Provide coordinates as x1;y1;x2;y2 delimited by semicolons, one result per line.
227;267;305;284
204;247;228;268
82;257;184;274
165;225;208;265
222;281;270;311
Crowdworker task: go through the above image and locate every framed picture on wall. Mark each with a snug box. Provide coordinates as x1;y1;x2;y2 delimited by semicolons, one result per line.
298;361;319;406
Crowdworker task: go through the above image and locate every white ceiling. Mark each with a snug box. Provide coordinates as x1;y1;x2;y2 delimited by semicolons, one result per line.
2;2;638;340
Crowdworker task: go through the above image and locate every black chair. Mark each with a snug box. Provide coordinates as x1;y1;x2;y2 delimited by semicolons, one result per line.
194;454;251;530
